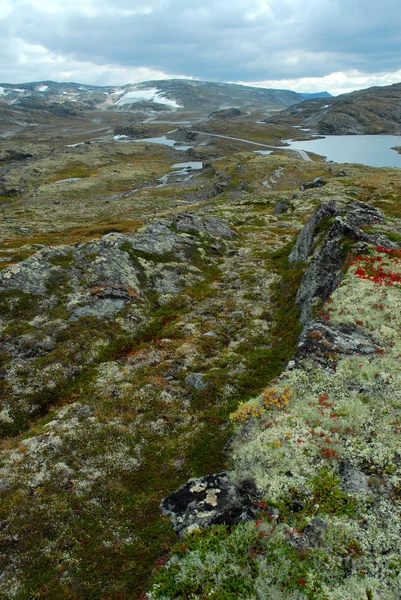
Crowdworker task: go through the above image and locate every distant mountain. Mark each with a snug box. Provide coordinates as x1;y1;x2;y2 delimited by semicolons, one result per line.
266;82;401;135
0;79;306;115
300;92;332;99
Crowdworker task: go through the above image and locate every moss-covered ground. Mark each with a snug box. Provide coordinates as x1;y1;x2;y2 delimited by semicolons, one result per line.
1;122;401;599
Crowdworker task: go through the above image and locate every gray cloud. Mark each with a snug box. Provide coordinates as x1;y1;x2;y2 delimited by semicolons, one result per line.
1;0;401;88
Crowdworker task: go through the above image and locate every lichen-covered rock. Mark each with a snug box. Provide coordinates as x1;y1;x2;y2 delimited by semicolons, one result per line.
0;211;237;437
289;200;338;264
160;472;260;535
292;200;399;323
0;251;61;295
295;321;379;366
173;212;237;238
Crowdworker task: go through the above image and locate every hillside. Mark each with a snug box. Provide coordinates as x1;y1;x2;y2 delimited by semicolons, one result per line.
1;106;401;599
0;79;330;117
267;82;401;135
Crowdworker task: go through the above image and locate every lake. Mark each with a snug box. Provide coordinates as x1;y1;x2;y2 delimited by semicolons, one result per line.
285;135;401;168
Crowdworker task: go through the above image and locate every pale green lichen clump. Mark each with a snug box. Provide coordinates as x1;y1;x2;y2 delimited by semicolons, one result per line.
149;243;401;599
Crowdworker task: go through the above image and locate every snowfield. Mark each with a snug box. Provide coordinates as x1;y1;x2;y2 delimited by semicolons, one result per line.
114;88;182;108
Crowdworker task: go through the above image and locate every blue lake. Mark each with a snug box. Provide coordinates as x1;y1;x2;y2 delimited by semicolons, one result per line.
285;135;401;168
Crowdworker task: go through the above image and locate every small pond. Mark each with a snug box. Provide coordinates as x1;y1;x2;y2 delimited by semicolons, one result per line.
170;162;203;170
130;136;192;151
285;135;401;168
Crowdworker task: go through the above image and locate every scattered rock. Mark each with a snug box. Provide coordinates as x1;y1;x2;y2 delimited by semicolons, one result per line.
300;177;327;191
185;372;208;390
303;517;328;547
339;462;369;494
160;472;260;535
274;199;291;214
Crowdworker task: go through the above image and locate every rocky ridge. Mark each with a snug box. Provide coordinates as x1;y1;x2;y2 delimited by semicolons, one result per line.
267;82;401;135
0;79;309;116
149;200;401;599
1;144;401;599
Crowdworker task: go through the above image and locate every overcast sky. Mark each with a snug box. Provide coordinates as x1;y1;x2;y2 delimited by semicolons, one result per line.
1;0;401;95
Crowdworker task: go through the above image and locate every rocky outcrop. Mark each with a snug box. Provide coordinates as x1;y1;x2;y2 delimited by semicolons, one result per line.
160;472;260;535
291;200;397;323
266;81;401;135
208;108;244;120
0;211;237;438
288;200;338;263
160;198;401;539
152;198;401;599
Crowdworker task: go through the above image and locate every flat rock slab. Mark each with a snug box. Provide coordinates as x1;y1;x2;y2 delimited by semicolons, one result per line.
160;471;259;535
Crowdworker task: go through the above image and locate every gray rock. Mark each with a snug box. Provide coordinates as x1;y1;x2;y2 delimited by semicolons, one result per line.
296;238;344;324
160;472;260;535
129;220;183;255
296;321;379;363
340;462;369;494
185;372;208;390
300;177;327;191
274;199;290;214
345;201;383;227
303;517;328;547
0;252;60;295
289;200;338;264
173;212;236;238
154;270;183;294
69;298;125;321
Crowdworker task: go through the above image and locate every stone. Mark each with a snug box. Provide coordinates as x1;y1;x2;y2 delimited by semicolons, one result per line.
303;517;328;547
296;321;379;362
173;212;237;239
160;472;260;535
274;199;290;214
289;200;338;264
340;462;369;494
300;177;327;191
69;298;125;321
185;372;207;390
296;239;344;324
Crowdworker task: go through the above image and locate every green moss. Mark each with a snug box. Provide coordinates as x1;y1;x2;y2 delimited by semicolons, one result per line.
308;468;358;517
47;251;75;269
0;289;41;321
233;240;304;397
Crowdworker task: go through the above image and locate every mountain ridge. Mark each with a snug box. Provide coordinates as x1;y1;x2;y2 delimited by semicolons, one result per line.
266;81;401;135
0;79;330;114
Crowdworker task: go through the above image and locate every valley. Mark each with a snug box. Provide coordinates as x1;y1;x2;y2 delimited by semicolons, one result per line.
1;79;401;600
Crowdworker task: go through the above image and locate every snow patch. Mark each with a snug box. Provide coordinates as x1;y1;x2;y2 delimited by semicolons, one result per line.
115;88;182;108
12;88;25;92
0;87;6;96
324;104;330;108
38;85;48;92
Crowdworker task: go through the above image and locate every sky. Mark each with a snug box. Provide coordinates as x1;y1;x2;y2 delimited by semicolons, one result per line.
1;0;401;95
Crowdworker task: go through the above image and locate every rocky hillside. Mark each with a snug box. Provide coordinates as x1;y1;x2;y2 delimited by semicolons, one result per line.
267;82;401;135
0;79;329;116
150;200;401;600
1;128;401;600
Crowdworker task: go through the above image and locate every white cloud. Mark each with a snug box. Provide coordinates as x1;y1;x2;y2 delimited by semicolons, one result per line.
242;69;401;96
0;0;401;93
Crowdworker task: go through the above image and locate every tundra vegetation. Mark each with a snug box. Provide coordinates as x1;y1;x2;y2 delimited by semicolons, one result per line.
0;109;401;600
